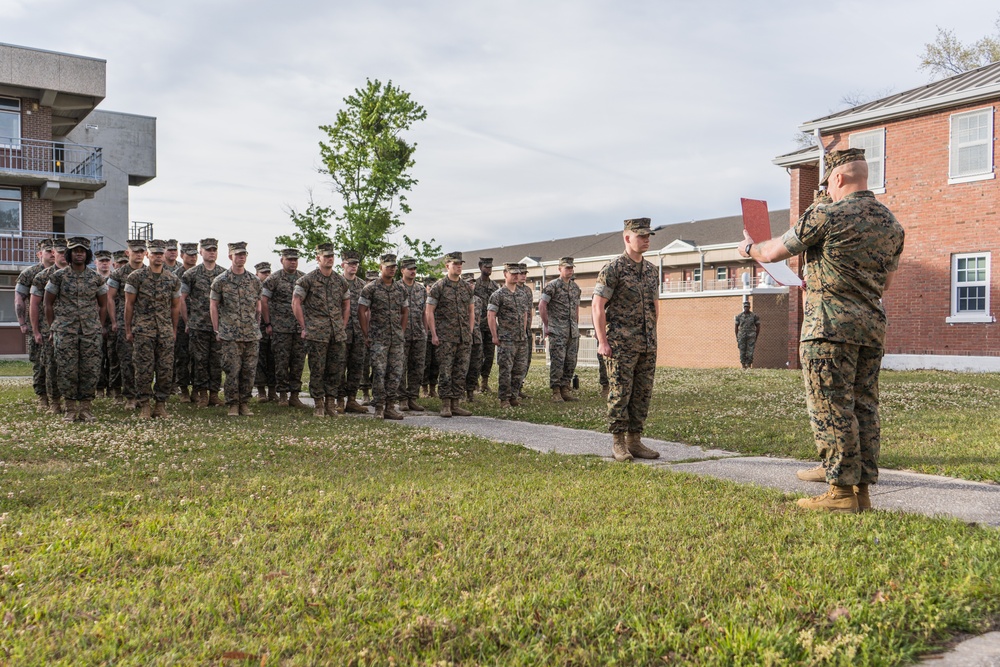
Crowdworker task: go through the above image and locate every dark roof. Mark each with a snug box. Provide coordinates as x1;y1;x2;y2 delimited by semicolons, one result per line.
462;209;789;265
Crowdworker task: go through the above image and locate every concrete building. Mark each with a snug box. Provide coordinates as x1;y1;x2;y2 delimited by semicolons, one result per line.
0;43;156;355
774;61;1000;371
462;210;792;369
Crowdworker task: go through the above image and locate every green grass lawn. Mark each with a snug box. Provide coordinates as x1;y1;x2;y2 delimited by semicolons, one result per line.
0;360;32;377
2;378;1000;665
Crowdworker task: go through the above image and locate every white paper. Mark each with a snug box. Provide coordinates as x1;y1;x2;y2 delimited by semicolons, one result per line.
759;261;803;288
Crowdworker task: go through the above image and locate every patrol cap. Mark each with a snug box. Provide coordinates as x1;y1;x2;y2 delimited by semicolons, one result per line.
443;251;465;264
94;249;113;260
503;262;519;273
164;239;178;250
341;249;361;264
517;263;528;273
146;239;167;254
559;256;574;268
38;238;54;250
255;261;271;273
366;270;379;280
280;248;300;259
399;256;417;270
199;238;219;251
380;253;398;266
180;242;199;255
66;237;91;250
478;256;493;267
820;148;866;186
624;218;654;236
127;239;147;251
316;242;336;257
112;250;127;262
228;241;248;255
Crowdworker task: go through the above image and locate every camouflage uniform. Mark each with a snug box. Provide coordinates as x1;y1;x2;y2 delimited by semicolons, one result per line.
262;265;306;394
541;275;581;389
473;270;498;383
735;309;760;368
401;278;427;401
595;251;659;434
255;313;275;394
514;280;535;389
127;267;181;403
465;294;484;394
17;260;48;397
294;267;351;401
173;262;193;394
359;273;408;409
781;188;904;487
211;269;262;406
181;263;226;393
338;274;367;401
427;275;474;400
108;263;142;400
359;270;379;397
46;266;107;401
488;283;528;402
31;264;62;401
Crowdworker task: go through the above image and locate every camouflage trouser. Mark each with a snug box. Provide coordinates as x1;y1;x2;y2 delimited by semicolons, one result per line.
479;328;495;381
134;333;175;403
306;338;345;400
496;340;528;401
548;335;579;388
606;344;656;434
116;328;136;399
255;334;275;388
222;340;260;405
598;353;608;387
516;339;531;389
174;326;192;389
422;338;439;386
108;329;121;393
370;338;404;408
338;336;366;399
42;334;60;400
465;341;482;392
436;339;471;400
801;340;883;487
28;336;45;396
524;329;534;375
54;331;101;401
360;343;372;391
402;338;426;399
271;332;305;393
738;334;757;367
97;334;111;392
189;329;222;392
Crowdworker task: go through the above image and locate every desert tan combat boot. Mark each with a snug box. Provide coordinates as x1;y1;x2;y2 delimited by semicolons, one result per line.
360;389;371;405
560;386;579;402
509;397;520;407
179;386;191;403
384;403;404;420
62;400;78;423
313;401;326;418
277;391;288;406
626;432;660;459
480;377;491;393
288;392;306;408
428;384;437;398
239;403;253;416
139;401;153;420
406;398;425;412
466;389;475;402
421;384;429;397
124;398;137;411
854;484;872;512
324;396;338;417
612;432;633;462
500;399;511;408
796;484;859;514
152;401;169;419
439;398;452;418
796;465;827;482
227;404;240;417
256;386;269;402
195;389;209;408
551;388;563;402
335;397;346;414
450;398;472;417
208;391;224;407
345;398;367;414
374;405;385;419
268;386;277;402
37;394;49;410
48;397;63;414
78;400;96;423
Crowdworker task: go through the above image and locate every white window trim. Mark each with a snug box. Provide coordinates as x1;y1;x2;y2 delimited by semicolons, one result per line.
946;252;994;324
0;187;22;235
849;128;885;192
948;107;994;184
0;96;20;149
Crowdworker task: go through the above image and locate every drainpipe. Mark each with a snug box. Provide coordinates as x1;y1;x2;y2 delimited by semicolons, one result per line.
698;250;705;291
815;128;825;186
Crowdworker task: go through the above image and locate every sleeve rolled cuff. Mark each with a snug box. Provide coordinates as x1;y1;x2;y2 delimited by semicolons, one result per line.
292;286;306;299
261;288;273;299
107;279;120;290
426;297;438;306
357;297;371;307
172;290;182;299
179;284;190;295
44;282;59;295
539;293;551;303
487;304;499;312
781;228;808;255
210;291;221;301
15;283;30;296
30;286;44;298
124;284;138;295
593;284;613;299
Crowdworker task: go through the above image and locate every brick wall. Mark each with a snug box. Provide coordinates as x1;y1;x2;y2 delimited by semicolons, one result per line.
21;186;53;233
19;97;52;141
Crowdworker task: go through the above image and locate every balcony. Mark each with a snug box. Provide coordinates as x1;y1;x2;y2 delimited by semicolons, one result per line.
1;137;106;215
0;231;104;268
661;275;782;294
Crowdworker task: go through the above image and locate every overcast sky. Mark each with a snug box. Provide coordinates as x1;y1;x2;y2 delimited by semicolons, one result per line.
4;0;999;263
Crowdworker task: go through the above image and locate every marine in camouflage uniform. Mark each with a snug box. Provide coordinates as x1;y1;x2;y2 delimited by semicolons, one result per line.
473;258;497;391
487;263;528;406
359;254;409;419
93;249;114;396
426;252;475;417
421;276;439;396
541;257;582;401
358;268;379;403
180;239;226;406
107;250;128;397
293;243;351;417
337;251;367;412
734;302;761;369
253;261;276;402
744;149;904;513
173;243;199;401
125;240;181;418
594;218;660;462
514;264;534;397
261;248;306;407
16;239;54;404
399;257;427;412
211;242;263;416
30;242;69;412
45;237;108;422
464;288;484;401
108;240;148;408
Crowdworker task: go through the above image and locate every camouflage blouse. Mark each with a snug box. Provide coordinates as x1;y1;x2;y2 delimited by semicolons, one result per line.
31;265;61;335
473;275;498;326
359;279;409;344
126;268;181;338
293;269;351;343
261;269;304;334
515;284;534;334
210;270;263;342
488;286;527;342
427;277;473;344
735;311;760;338
45;267;107;336
403;280;426;342
540;277;581;339
180;264;226;332
344;275;366;344
594;254;659;352
107;264;140;327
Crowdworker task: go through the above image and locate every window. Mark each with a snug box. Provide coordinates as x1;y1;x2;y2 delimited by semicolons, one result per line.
716;267;727;283
692;267;702;284
850;129;885;192
947;252;994;323
0;97;19;148
0;188;21;233
949;108;995;183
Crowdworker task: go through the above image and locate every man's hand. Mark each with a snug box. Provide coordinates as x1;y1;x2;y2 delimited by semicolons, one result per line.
33;332;42;345
111;322;118;333
19;323;27;335
300;328;308;340
126;331;133;343
492;335;499;346
598;342;611;357
432;333;440;346
738;229;753;258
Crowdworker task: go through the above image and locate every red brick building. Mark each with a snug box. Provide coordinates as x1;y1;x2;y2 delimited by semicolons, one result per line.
774;63;1000;371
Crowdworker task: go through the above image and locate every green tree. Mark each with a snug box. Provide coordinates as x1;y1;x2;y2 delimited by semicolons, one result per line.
274;195;334;253
400;234;444;279
920;17;1000;79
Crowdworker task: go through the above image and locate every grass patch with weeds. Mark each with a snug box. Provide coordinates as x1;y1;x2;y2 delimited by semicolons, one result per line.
0;360;31;377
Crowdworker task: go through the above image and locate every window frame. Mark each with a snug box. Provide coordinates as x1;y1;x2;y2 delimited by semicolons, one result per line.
849;128;886;193
0;96;20;149
946;252;995;324
949;107;995;184
0;187;22;235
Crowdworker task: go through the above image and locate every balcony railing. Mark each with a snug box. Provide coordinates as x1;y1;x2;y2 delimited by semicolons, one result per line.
661;276;778;294
0;137;103;180
0;231;104;266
